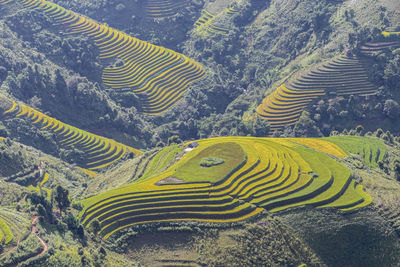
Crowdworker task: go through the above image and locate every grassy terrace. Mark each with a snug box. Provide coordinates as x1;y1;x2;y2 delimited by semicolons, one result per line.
78;136;374;239
255;54;380;131
194;8;232;36
3;99;142;171
146;0;186;19
137;145;181;181
0;218;13;245
3;0;205;115
255;85;325;131
324;136;386;168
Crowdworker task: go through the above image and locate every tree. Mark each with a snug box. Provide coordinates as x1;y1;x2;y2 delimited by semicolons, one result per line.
293;111;323;137
383;99;400;119
55;185;70;214
355;125;364;136
167;135;182;145
90;219;101;234
394;161;400;182
251;117;270;137
36;204;47;218
375;128;384;138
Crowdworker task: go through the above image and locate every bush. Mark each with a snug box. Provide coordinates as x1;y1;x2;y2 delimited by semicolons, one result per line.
375;128;384;138
200;157;225;167
167;135;182;145
383;100;400;119
356;125;364;136
394;162;400;181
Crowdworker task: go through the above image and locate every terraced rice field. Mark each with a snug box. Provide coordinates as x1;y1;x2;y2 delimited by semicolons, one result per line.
194;10;229;35
193;1;240;37
360;31;400;56
79;136;374;239
256;85;325;131
146;0;186;19
3;99;142;171
132;145;182;182
0;208;30;245
382;31;400;37
324;136;386;168
226;7;239;15
255;55;379;131
360;40;400;56
1;0;205;115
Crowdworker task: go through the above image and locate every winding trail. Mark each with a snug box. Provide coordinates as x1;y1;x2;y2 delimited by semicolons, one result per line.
31;217;48;257
7;217;48;267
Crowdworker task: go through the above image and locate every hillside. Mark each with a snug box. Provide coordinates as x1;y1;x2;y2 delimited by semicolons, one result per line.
0;0;400;265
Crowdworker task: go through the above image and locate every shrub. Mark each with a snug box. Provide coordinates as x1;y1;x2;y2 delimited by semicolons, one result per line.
167;135;182;145
90;219;101;233
394;162;400;181
375;128;384;138
356;125;364;136
383;99;400;119
200;157;225;167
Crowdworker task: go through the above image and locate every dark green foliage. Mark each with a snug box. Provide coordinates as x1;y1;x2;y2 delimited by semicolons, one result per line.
28;193;53;223
195;221;321;266
376;128;384;138
167;135;182;145
63;212;85;240
383;99;400;119
54;185;70;214
293;111;323;137
244;116;270;137
356;125;364;136
90;219;101;234
36;204;46;218
394;161;400;181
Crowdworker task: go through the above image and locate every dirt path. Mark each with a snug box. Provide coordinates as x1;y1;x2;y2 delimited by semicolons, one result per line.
31;217;48;257
7;217;48;267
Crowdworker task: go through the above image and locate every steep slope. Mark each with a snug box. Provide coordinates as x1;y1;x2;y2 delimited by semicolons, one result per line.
254;52;383;131
79;136;373;239
1;0;205;115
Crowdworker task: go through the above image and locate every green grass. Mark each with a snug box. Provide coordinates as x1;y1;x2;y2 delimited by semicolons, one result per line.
324;136;386;168
318;180;367;210
139;145;181;181
173;142;246;183
255;145;351;212
0;227;3;244
0;217;14;244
